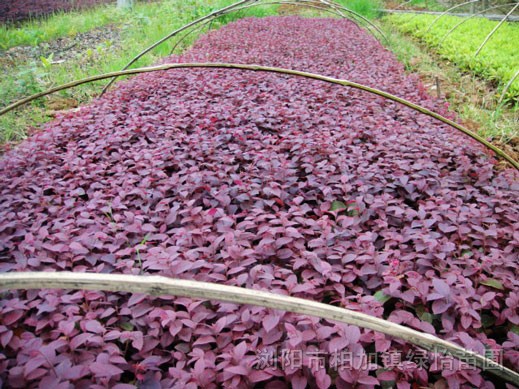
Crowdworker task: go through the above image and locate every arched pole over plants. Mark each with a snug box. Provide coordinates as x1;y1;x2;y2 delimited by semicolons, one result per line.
437;2;516;46
224;0;387;40
1;272;518;386
100;0;388;95
99;0;256;94
167;0;348;57
475;1;519;57
423;0;480;33
1;62;518;170
167;1;346;56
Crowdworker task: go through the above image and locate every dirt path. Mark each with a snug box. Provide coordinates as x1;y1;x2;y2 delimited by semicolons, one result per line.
0;25;121;70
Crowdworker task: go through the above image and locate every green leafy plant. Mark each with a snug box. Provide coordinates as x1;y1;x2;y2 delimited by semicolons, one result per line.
39;52;54;69
388;14;519;104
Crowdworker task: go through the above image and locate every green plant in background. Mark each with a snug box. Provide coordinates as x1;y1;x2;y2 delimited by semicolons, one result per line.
336;0;383;19
388;14;519;105
0;5;119;50
382;20;518;142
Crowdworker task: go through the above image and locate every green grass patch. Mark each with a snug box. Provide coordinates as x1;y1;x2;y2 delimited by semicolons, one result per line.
387;13;519;104
0;0;262;50
336;0;383;19
0;5;124;50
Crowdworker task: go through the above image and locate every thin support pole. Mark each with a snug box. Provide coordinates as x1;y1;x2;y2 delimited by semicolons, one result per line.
424;0;480;34
1;62;518;170
0;272;518;386
475;2;519;57
437;2;516;46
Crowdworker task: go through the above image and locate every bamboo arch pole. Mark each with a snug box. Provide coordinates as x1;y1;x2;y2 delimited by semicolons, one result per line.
0;272;518;385
475;2;519;57
166;1;346;57
437;2;516;46
166;0;350;57
423;0;480;33
1;62;518;170
100;0;388;94
183;0;387;41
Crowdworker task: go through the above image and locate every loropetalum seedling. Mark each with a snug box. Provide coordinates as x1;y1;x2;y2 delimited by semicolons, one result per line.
0;0;119;23
0;16;518;388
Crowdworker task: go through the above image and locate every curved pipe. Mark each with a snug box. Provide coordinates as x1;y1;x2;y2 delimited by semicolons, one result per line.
100;0;388;95
0;272;518;386
218;0;347;22
100;0;256;94
437;2;516;46
168;17;215;56
1;62;517;170
424;0;480;34
475;2;519;57
231;0;386;40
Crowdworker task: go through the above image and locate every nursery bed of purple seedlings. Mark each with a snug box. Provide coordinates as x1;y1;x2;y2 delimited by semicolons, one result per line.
0;0;151;24
0;16;518;388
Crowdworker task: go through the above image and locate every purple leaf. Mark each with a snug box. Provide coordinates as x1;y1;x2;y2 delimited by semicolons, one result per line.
90;362;124;378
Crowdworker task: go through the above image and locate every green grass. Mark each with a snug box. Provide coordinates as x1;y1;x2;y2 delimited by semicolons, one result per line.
382;20;518;142
398;0;445;11
0;0;259;50
336;0;383;19
0;0;282;144
387;14;519;104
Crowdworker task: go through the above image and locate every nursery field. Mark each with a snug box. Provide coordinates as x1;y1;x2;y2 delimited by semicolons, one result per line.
389;14;519;103
1;12;518;388
0;0;118;24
